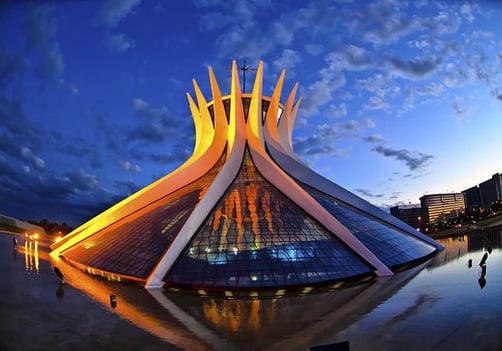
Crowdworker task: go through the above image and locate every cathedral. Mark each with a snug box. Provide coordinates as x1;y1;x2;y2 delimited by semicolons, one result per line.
50;61;442;290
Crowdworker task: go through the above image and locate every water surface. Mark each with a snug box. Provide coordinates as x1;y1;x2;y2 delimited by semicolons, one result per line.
2;228;501;350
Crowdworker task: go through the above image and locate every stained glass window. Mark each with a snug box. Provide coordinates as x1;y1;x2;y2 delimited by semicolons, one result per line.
166;150;373;288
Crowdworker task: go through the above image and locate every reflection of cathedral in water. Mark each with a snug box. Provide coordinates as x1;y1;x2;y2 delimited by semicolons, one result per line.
24;241;39;274
50;244;426;351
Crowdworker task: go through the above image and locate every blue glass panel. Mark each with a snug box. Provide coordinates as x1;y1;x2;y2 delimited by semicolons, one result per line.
307;189;436;268
62;155;225;279
166;150;373;288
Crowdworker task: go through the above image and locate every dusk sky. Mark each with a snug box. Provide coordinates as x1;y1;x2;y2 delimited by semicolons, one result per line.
1;0;501;226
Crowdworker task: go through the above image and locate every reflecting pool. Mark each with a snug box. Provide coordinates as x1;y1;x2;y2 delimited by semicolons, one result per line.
2;227;502;350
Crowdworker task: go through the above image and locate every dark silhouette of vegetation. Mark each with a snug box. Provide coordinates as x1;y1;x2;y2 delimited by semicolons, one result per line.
28;219;73;236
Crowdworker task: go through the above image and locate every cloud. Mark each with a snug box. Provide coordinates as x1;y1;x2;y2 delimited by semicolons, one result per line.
58;79;79;95
356;74;400;97
325;103;348;119
42;42;65;79
363;118;376;128
193;0;226;7
327;45;374;71
294;120;370;158
272;22;295;46
300;67;346;117
150;150;189;165
65;169;99;192
24;6;65;80
372;145;434;171
119;160;142;173
114;179;141;196
364;134;386;143
196;0;261;32
305;44;323;56
68;83;79;95
361;96;390;112
198;12;228;31
272;49;302;73
451;95;469;118
0;99;32;136
366;4;421;44
24;6;57;49
96;0;142;28
104;31;135;52
407;37;434;49
95;114;122;153
460;3;475;23
0;46;25;89
60;140;103;169
424;8;462;35
0;151;117;225
416;82;444;96
21;147;45;170
355;188;384;198
133;97;149;111
129;98;181;143
386;55;441;79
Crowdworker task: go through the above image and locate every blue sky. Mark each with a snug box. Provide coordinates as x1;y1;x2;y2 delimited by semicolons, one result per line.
0;0;501;226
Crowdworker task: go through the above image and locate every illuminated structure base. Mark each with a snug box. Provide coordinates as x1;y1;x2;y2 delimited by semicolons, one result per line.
50;61;442;290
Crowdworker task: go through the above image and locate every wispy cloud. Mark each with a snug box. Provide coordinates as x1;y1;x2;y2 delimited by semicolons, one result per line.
25;6;65;80
386;55;442;79
372;145;434;171
119;160;142;173
327;45;374;71
272;49;303;74
355;188;384;198
294;120;372;158
128;97;186;144
451;95;470;119
104;31;135;52
364;134;386;143
96;0;142;28
300;68;346;117
416;82;444;96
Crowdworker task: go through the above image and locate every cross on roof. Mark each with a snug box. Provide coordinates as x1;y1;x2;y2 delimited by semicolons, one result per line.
237;59;256;93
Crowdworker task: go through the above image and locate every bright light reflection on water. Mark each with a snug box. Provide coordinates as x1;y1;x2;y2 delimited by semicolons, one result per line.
8;228;502;351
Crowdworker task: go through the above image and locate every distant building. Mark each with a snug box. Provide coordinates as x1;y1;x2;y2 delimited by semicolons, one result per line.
390;204;422;230
479;173;502;208
462;186;481;212
419;193;465;228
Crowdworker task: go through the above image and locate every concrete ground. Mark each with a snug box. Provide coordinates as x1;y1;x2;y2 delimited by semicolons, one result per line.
0;232;179;351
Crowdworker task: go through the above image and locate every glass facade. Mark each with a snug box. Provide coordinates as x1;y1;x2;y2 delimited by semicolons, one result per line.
62;155;226;279
166;150;374;288
305;186;437;268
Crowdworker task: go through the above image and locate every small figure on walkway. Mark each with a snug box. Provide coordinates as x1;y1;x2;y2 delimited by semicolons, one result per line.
53;266;66;285
12;237;17;249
